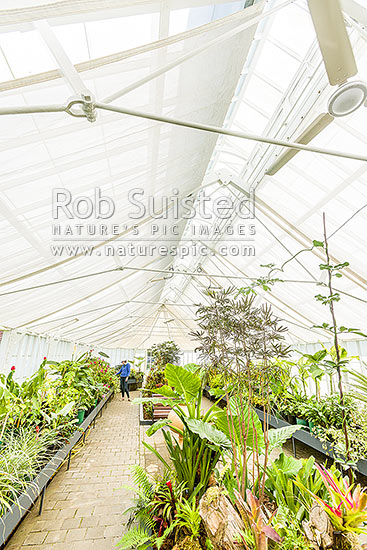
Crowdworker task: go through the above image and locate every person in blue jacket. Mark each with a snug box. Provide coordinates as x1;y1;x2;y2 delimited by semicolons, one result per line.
116;359;131;401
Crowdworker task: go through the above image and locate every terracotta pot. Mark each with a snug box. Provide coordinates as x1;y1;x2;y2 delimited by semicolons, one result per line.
168;406;188;445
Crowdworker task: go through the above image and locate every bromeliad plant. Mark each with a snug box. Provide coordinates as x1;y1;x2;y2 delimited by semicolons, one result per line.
236;489;282;550
299;464;367;534
118;465;203;550
262;453;329;524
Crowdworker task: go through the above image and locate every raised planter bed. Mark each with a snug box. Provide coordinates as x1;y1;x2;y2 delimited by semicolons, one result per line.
128;377;143;391
0;390;114;548
139;391;153;426
138;392;174;426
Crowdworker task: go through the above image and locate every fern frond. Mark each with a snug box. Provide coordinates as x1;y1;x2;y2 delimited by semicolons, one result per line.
117;526;152;550
131;464;154;499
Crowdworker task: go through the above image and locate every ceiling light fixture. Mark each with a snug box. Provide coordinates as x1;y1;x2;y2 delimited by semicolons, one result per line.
327;80;367;117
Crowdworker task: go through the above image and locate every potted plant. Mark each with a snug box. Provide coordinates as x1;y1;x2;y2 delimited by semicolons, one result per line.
302;396;325;434
148;341;181;369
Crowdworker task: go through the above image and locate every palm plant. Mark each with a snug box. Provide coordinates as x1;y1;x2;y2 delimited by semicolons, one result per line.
346;364;367;405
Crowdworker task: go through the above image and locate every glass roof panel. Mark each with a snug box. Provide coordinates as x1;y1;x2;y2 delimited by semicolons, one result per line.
0;30;57;78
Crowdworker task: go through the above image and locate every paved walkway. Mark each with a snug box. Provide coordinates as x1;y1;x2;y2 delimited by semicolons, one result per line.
5;392;141;550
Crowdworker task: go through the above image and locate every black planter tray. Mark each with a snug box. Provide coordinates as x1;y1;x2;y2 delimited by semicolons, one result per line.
0;390;114;548
203;385;367;477
254;407;367;477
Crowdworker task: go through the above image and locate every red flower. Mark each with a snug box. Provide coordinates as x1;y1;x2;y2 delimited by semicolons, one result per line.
166;480;172;490
11;366;15;371
36;426;40;434
43;357;47;361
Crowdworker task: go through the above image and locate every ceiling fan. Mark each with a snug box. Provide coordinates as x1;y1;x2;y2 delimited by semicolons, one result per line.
267;0;367;176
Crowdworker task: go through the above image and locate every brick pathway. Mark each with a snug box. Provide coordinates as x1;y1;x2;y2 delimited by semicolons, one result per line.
5;392;141;550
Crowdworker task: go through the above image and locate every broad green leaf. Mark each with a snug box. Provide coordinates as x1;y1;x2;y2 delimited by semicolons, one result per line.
313;350;327;361
272;452;303;476
165;363;201;401
216;407;264;450
268;425;302;452
146;385;177;398
182;363;201;373
186;418;232;448
146;418;171;436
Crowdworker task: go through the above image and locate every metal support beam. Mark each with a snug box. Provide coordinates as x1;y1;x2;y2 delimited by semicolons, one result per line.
95;102;367;162
38;486;46;515
0;99;366;163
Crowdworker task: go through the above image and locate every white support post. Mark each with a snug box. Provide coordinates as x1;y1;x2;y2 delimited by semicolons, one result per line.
35;20;96;121
34;20;88;96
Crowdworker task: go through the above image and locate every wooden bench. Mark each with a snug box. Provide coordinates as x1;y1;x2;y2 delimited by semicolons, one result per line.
152;393;172;421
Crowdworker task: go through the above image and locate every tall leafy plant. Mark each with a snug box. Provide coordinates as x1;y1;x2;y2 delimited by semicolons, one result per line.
136;363;230;498
191;288;290;501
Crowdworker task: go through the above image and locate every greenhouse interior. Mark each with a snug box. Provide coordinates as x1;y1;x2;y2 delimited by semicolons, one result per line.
1;0;367;549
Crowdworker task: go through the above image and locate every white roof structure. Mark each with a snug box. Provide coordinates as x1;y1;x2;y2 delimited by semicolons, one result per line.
0;0;366;350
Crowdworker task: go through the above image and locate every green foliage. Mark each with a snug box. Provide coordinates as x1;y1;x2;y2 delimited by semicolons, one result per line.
144;425;221;499
0;352;115;514
185;418;232;448
268;425;302;452
119;465;200;550
273;507;313;550
0;426;59;515
149;341;181;368
215;404;264;450
165;363;201;402
174;498;201;539
192;287;290;371
130;368;144;383
117;523;153;550
140;363;228;498
317;408;367;465
346;367;367;405
264;453;328;523
143;367;167;393
208;372;226;389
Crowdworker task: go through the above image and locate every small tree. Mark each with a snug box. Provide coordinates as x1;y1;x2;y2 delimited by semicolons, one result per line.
149;341;181;369
191;288;291;501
